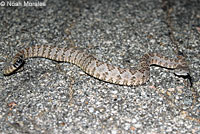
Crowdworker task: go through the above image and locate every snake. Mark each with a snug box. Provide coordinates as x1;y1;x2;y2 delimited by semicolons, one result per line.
3;45;189;86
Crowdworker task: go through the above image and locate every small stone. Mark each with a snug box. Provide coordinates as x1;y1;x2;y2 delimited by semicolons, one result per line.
111;129;118;134
134;123;142;128
132;119;137;123
124;123;131;130
88;107;94;113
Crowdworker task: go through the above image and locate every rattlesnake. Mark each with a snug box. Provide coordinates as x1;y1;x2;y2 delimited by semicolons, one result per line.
3;45;189;86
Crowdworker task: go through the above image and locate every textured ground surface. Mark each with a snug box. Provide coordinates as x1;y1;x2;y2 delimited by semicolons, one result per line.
0;0;200;133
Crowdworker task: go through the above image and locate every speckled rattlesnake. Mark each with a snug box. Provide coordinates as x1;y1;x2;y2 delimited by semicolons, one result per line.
3;45;189;86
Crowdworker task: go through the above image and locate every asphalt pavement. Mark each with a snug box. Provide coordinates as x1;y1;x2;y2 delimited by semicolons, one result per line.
0;0;200;133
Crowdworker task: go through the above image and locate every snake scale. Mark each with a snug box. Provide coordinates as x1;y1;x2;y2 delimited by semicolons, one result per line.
3;45;189;86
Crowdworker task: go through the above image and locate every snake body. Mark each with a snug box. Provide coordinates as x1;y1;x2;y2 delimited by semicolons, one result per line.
3;45;189;86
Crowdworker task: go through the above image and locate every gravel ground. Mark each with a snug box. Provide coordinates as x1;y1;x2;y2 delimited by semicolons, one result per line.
0;0;200;134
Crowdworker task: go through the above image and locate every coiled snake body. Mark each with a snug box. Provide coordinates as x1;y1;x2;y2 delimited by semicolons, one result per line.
3;45;189;86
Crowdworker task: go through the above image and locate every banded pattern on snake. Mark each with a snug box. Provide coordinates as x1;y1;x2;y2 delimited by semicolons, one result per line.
3;45;189;86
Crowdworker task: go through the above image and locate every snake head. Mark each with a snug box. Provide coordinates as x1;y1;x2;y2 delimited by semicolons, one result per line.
174;65;189;76
174;64;192;87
